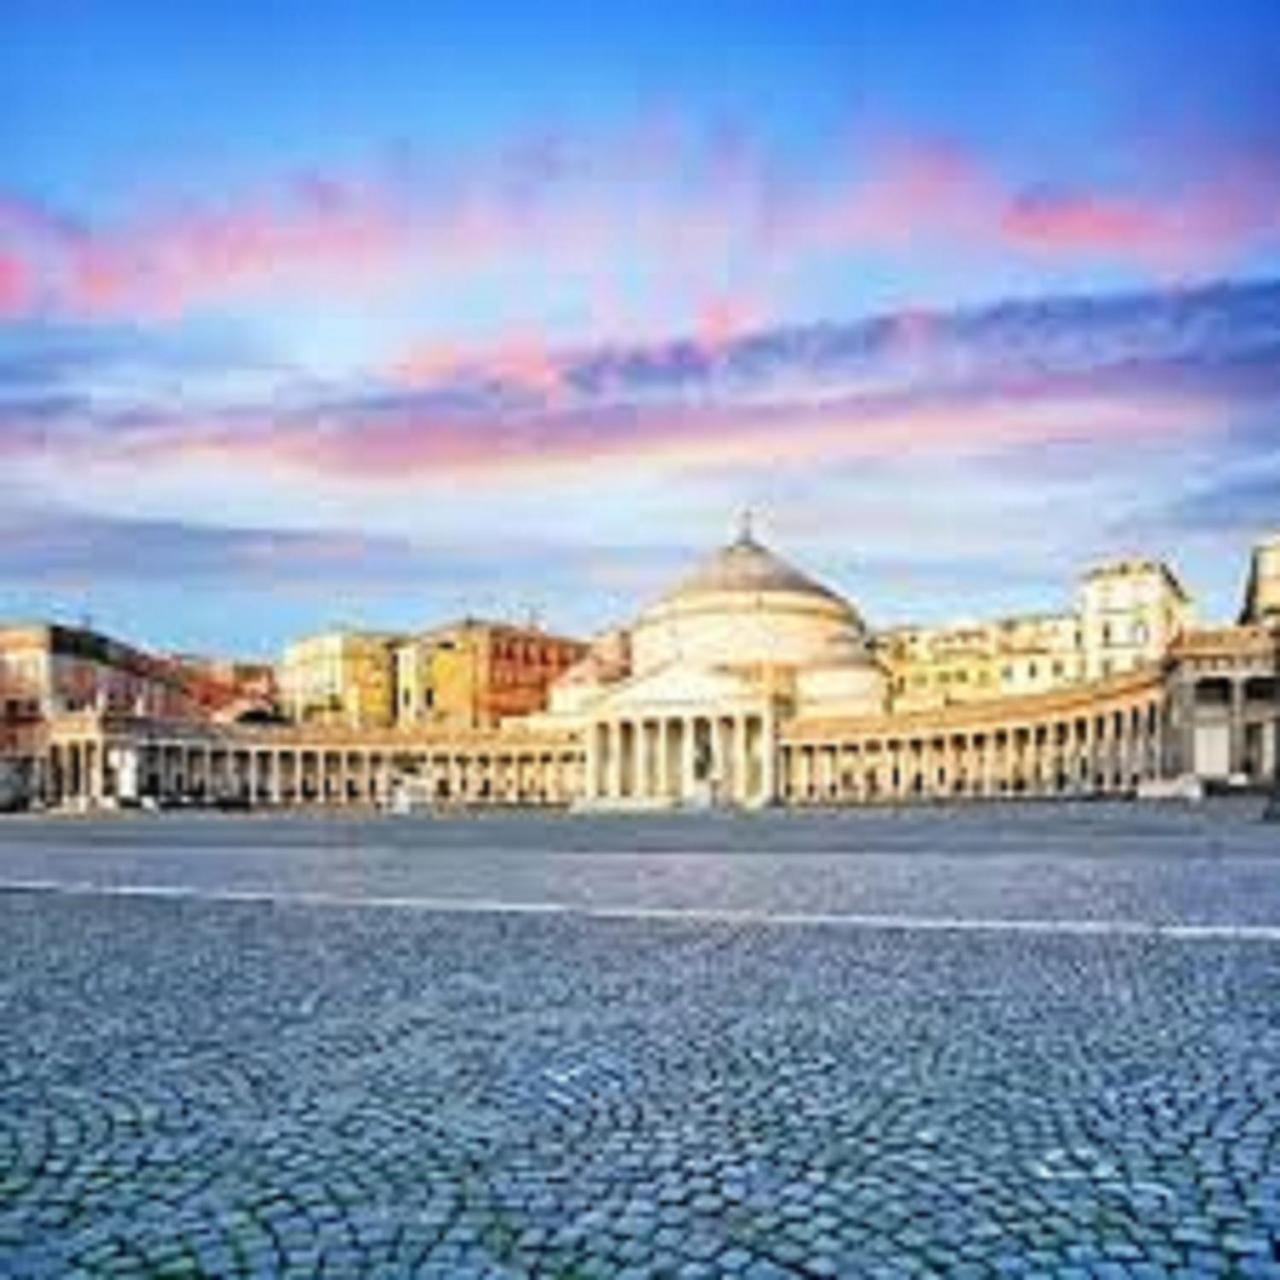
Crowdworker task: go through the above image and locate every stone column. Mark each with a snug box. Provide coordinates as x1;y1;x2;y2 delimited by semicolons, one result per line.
583;723;599;802
761;710;778;806
632;724;648;801
710;717;726;802
607;722;622;801
681;717;697;803
736;715;752;805
1229;680;1246;777
654;719;669;802
85;741;101;806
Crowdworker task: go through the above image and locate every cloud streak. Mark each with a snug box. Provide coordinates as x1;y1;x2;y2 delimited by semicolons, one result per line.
5;278;1278;490
2;121;1279;327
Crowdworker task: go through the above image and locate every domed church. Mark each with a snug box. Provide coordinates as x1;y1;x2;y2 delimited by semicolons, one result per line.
544;518;888;808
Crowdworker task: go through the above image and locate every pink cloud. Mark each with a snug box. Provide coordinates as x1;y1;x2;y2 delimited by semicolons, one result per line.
390;333;567;399
694;292;766;355
0;249;33;314
89;359;1233;494
1003;189;1164;250
0;121;1277;325
814;135;999;249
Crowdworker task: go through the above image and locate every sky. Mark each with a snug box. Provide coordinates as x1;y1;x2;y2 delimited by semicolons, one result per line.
2;0;1279;655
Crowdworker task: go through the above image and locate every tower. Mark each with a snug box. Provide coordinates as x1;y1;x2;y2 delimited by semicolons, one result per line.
1241;534;1280;626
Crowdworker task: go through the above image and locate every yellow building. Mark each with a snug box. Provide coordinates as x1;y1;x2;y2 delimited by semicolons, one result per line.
881;558;1189;710
279;630;401;728
879;622;996;710
991;613;1083;696
395;619;586;730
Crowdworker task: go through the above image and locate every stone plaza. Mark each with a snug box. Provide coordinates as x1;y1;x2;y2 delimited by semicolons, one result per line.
1;806;1279;1277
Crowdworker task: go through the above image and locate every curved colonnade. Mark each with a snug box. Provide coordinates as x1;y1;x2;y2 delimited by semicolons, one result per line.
781;670;1167;804
32;668;1183;810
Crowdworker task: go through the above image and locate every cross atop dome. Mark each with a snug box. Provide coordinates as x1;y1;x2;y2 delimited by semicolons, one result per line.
736;507;757;545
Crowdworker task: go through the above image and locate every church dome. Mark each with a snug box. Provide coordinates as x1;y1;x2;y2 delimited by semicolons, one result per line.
796;629;887;717
630;524;871;675
659;532;847;608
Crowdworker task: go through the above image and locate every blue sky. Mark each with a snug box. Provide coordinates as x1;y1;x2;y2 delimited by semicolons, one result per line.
1;0;1279;654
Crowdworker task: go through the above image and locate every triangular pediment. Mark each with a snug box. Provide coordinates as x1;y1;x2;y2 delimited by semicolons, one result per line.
590;661;763;715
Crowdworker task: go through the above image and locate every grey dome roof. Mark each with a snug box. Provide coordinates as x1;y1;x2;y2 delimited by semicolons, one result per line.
659;532;848;607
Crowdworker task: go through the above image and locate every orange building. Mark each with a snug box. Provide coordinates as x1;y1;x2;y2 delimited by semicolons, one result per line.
0;622;197;722
396;619;586;730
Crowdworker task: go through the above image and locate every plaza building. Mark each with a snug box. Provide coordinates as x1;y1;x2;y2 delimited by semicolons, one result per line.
162;653;280;722
0;622;206;804
0;623;198;723
394;619;587;731
6;527;1279;811
879;557;1191;712
281;621;586;734
279;629;402;728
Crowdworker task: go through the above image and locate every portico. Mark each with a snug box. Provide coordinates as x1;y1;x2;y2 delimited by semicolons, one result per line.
584;708;774;807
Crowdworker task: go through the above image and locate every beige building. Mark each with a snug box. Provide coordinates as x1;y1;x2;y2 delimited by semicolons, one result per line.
881;612;1084;711
879;557;1191;712
1079;557;1193;680
279;630;401;728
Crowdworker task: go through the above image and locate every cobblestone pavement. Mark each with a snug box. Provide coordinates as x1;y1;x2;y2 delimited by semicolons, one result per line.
1;813;1279;1276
